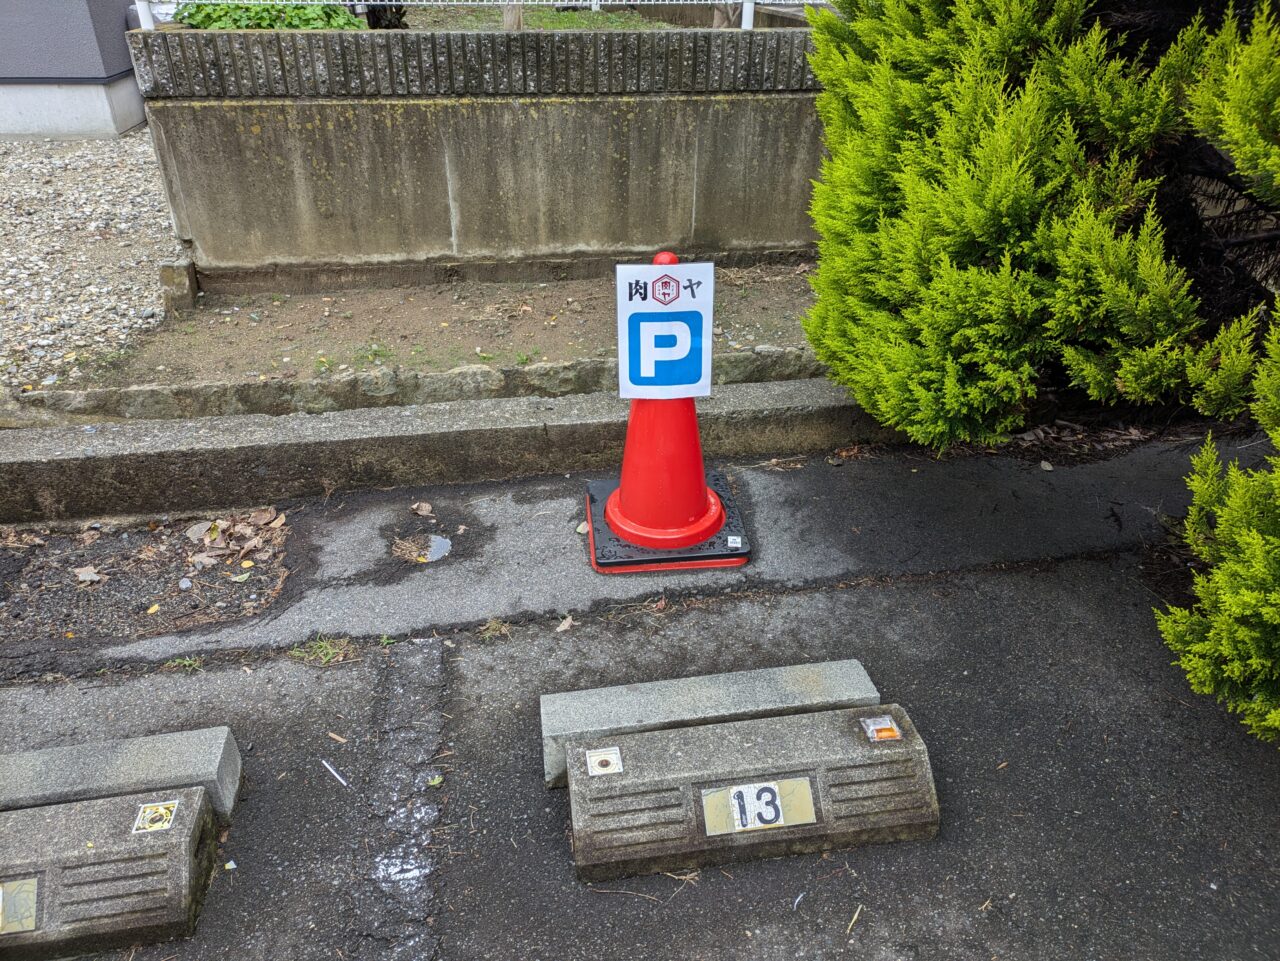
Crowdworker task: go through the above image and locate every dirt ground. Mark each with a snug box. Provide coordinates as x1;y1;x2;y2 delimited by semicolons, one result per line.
0;509;293;646
80;263;814;388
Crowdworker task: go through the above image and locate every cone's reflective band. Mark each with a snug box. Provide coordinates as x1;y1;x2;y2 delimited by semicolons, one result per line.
587;250;752;574
604;397;726;549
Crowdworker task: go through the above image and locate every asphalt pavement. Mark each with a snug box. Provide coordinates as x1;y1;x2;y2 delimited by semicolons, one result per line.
2;435;1277;960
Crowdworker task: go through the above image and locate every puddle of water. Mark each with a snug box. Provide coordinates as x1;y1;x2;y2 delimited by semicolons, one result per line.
425;535;452;562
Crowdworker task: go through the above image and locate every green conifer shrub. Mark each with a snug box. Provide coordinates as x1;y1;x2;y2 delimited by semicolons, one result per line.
1186;2;1280;207
806;0;1259;447
1157;324;1280;741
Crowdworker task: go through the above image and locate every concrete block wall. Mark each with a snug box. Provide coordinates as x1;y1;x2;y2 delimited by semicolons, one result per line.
128;29;822;288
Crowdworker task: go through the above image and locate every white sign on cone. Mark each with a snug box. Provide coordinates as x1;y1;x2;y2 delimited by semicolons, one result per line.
615;262;714;400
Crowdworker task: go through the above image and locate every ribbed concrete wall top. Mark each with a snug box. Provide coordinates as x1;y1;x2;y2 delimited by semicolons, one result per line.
127;28;817;99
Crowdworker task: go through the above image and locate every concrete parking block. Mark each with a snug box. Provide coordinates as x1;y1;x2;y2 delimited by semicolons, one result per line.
0;727;241;823
541;659;880;788
566;704;938;881
0;786;215;960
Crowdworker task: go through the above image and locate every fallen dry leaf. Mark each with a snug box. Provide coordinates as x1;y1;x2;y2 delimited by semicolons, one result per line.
556;614;577;633
73;565;102;584
249;507;278;526
575;521;589;535
411;501;433;517
146;604;160;614
184;520;213;543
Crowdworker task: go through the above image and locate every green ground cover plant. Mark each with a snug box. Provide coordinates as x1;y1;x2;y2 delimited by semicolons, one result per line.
805;0;1261;448
175;3;367;29
1158;327;1280;741
1185;2;1280;206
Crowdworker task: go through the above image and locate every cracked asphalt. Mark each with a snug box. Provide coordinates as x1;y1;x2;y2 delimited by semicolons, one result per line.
1;435;1277;960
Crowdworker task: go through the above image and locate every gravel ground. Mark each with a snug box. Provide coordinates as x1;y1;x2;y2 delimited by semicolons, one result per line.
0;129;181;389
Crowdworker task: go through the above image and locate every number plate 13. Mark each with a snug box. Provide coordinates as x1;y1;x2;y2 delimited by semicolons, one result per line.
700;777;817;836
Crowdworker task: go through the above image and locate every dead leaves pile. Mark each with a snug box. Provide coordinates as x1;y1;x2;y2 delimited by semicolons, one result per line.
392;536;433;564
183;507;288;583
1007;421;1155;454
0;529;45;551
393;501;438;564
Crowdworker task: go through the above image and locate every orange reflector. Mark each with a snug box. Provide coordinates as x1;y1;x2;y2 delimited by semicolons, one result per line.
860;715;903;742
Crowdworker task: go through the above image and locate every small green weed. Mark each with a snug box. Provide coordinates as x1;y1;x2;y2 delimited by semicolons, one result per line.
477;618;511;640
354;343;395;366
290;635;354;666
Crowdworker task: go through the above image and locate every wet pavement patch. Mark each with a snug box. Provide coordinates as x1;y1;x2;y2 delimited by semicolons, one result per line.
298;489;485;590
434;557;1280;961
0;510;293;646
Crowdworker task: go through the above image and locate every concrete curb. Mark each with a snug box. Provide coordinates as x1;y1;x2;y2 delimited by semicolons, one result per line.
0;378;889;522
195;246;818;294
14;345;822;423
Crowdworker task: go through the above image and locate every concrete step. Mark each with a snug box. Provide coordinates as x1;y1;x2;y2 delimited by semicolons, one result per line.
0;379;890;522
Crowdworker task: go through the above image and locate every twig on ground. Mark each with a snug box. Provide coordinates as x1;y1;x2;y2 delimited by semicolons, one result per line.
846;904;863;934
588;887;661;903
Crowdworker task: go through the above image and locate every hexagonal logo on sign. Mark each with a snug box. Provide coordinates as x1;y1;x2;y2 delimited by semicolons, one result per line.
652;274;680;306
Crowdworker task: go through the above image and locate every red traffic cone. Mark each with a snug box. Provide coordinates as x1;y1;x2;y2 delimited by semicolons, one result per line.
586;251;751;574
604;396;725;549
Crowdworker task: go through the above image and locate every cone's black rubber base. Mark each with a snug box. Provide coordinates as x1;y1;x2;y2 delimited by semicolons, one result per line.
586;470;752;574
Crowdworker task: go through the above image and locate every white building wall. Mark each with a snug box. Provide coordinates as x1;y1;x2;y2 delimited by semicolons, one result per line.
0;76;144;139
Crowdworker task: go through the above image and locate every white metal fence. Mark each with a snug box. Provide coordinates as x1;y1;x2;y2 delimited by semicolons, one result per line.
136;0;819;32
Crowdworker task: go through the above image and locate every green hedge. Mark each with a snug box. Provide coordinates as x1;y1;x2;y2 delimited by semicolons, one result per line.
174;3;367;29
1157;327;1280;741
805;0;1260;448
1186;2;1280;207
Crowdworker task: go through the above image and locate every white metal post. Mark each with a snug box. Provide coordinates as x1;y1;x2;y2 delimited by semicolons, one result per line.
742;0;755;30
136;0;156;30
